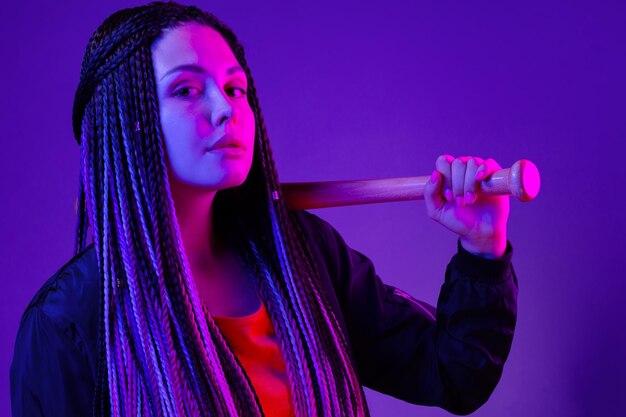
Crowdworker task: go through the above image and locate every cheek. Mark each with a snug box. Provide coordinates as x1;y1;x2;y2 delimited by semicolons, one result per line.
160;105;193;147
159;105;177;142
160;115;192;169
241;106;256;142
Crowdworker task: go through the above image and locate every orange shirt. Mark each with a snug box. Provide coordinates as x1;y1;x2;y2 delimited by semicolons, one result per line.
213;300;295;417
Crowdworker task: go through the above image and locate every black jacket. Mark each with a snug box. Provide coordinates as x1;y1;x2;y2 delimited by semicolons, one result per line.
10;209;518;416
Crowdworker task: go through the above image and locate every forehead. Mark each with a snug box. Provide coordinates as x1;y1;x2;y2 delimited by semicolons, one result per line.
151;22;239;80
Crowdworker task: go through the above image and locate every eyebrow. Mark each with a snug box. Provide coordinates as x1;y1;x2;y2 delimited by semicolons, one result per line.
160;64;244;81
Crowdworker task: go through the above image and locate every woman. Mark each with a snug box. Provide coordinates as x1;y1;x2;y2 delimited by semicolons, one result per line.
10;1;518;416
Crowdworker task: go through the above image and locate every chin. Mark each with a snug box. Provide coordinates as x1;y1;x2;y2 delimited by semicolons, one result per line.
209;169;251;189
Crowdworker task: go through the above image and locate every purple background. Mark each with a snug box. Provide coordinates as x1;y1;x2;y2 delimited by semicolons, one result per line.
2;1;624;416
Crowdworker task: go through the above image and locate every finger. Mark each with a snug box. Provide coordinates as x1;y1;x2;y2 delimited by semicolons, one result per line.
476;158;502;181
451;158;467;206
424;169;444;219
464;157;479;204
435;154;454;202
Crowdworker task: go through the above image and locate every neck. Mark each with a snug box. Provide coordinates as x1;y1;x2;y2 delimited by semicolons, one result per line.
168;175;223;273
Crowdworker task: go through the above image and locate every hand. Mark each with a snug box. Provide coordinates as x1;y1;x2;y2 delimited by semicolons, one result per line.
423;154;510;258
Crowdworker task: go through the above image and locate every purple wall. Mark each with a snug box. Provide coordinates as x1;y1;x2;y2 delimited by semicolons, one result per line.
2;1;624;416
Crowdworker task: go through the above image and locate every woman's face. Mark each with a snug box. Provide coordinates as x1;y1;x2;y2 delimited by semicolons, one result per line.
151;22;255;189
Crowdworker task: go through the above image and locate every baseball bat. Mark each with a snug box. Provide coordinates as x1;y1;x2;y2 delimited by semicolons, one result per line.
279;159;540;210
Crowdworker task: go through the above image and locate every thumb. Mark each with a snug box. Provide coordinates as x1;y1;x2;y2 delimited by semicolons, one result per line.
424;169;445;219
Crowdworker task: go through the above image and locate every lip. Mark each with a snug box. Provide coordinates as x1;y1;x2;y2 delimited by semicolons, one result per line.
207;134;245;151
205;146;245;156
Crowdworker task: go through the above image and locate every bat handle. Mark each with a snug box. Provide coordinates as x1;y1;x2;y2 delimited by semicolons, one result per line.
280;159;541;210
482;159;541;202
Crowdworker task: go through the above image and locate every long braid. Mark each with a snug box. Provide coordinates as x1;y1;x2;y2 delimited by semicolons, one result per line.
72;2;371;416
124;47;206;415
115;60;203;417
110;71;185;416
100;84;123;413
135;37;249;414
231;42;322;416
73;171;88;255
81;86;111;417
242;44;366;414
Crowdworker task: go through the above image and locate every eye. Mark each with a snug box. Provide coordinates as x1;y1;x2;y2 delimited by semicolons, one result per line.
228;86;248;98
173;86;201;98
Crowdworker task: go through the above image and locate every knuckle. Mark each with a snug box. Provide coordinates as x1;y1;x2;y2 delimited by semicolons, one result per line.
485;158;501;170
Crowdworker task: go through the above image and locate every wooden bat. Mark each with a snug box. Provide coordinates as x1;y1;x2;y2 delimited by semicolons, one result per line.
279;159;540;210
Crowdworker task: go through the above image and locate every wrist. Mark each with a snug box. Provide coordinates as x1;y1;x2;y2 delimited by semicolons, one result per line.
460;233;507;259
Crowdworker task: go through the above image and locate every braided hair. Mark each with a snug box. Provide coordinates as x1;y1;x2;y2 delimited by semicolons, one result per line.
71;1;370;416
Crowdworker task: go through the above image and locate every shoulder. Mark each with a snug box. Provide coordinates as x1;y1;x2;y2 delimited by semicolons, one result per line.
14;243;100;364
288;208;358;266
287;208;358;296
21;243;99;325
288;208;340;249
10;244;101;414
287;208;331;264
289;208;325;236
287;208;344;270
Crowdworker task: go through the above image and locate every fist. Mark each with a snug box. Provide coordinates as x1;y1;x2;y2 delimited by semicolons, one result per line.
424;154;510;257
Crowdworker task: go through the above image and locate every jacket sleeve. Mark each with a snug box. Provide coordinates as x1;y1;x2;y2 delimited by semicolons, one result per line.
305;211;518;415
10;305;96;417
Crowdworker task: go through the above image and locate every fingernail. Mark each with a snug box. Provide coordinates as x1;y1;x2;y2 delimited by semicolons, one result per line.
455;196;464;206
465;191;474;204
444;189;453;201
430;170;438;184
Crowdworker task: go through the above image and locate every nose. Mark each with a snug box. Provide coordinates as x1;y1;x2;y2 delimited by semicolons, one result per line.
205;85;237;128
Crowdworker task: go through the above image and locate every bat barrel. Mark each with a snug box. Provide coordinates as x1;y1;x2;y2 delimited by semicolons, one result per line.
280;159;541;210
